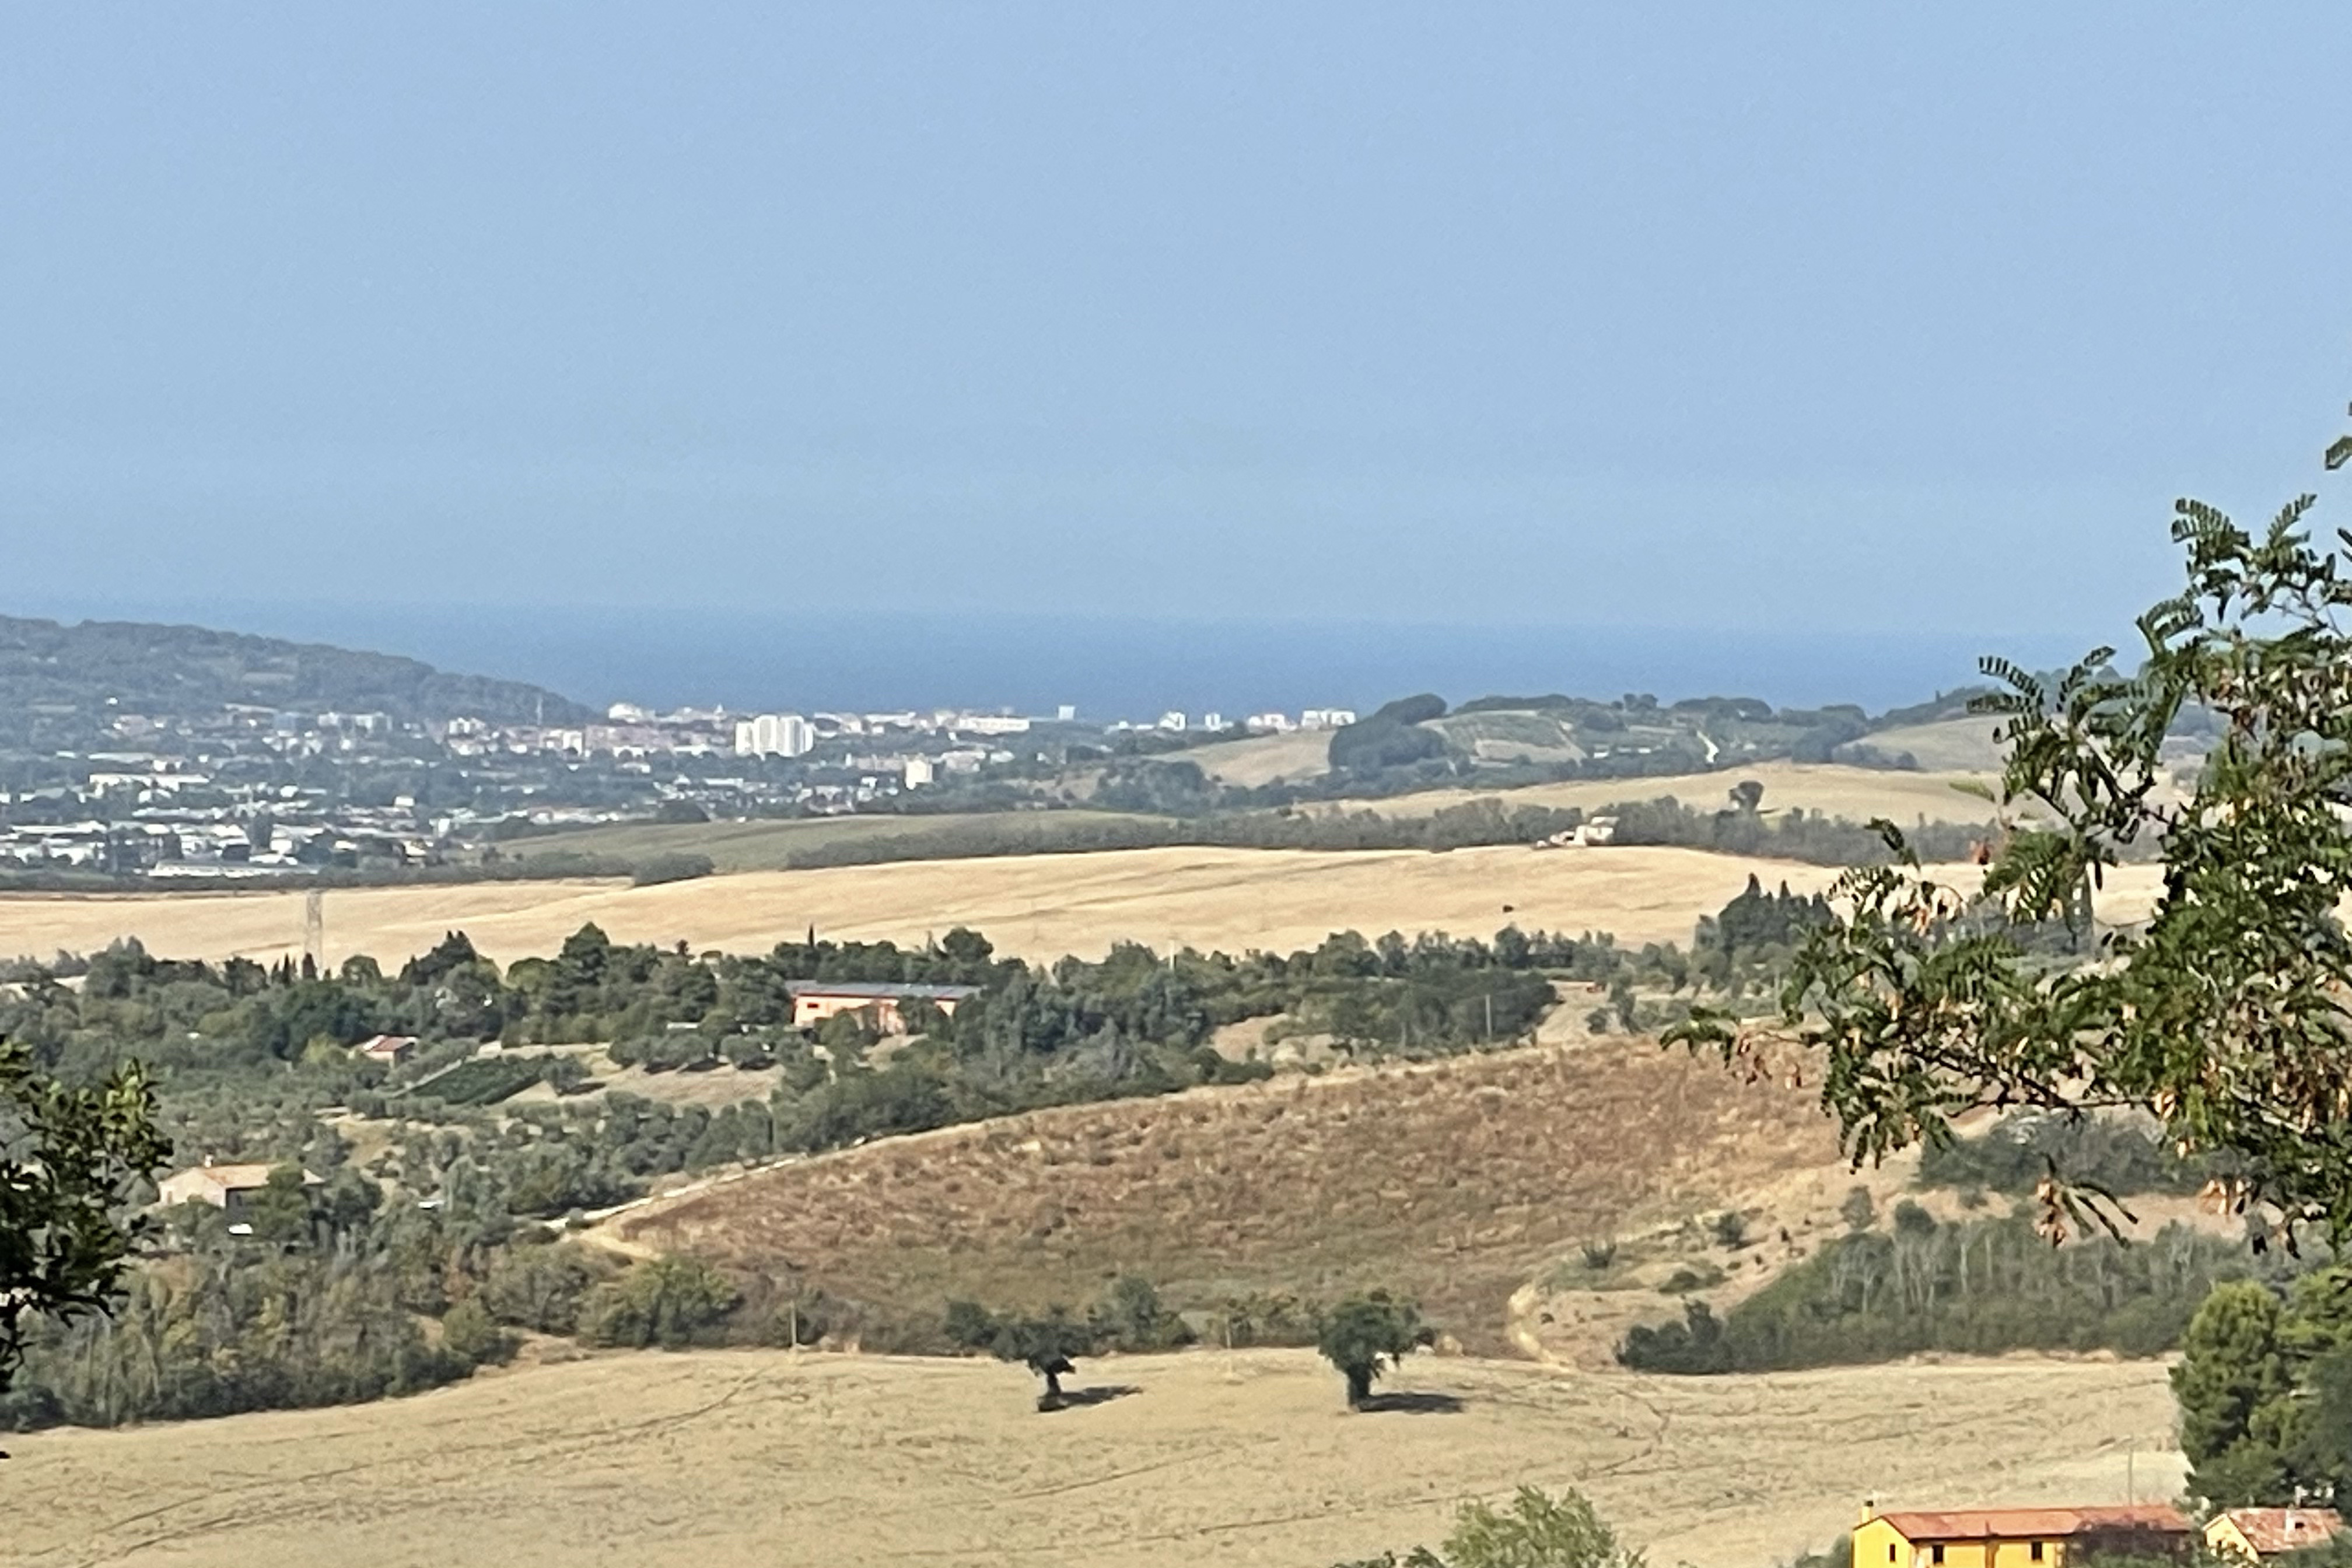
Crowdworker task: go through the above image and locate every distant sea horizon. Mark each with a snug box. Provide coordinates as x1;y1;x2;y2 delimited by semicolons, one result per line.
16;598;2098;725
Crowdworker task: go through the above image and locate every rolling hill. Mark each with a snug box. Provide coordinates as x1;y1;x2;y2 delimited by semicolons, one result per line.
0;612;592;735
598;1035;1846;1354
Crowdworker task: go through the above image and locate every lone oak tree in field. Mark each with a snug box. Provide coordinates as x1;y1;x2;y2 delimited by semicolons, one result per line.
1;1037;170;1398
1675;405;2352;1248
946;1300;1097;1408
1317;1290;1432;1409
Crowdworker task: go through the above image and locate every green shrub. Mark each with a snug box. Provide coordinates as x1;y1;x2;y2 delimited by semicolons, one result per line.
442;1299;517;1366
578;1256;738;1350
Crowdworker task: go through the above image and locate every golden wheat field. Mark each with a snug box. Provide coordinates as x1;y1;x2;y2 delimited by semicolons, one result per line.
0;1346;2182;1568
0;843;1966;970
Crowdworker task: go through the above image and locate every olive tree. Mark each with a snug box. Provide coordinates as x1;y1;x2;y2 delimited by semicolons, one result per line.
946;1300;1097;1407
1316;1290;1432;1408
1673;409;2352;1248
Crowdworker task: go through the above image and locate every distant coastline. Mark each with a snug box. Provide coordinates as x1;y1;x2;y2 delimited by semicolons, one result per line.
19;597;2092;720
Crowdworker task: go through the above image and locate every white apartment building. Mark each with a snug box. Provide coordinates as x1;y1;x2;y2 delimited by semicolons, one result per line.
1298;708;1359;730
953;713;1031;736
733;713;816;758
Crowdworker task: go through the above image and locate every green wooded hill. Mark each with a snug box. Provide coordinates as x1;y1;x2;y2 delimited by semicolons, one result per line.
0;614;594;736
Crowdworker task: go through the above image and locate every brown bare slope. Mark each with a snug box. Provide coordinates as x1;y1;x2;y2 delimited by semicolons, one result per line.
604;1038;1841;1352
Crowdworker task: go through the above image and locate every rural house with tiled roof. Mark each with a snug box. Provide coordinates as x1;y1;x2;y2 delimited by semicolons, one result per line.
1853;1504;2192;1568
2208;1508;2347;1560
156;1161;321;1217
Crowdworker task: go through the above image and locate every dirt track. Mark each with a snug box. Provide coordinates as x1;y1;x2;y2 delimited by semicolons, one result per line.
0;1348;2182;1568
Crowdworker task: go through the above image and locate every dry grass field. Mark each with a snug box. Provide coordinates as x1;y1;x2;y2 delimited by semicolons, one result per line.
503;808;1164;874
0;1346;2183;1568
603;1037;1845;1354
0;842;1945;969
1355;760;2007;826
1846;715;2010;772
1185;727;1336;785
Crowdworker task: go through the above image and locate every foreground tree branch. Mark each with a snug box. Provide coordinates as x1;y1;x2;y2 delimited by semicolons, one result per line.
1674;412;2352;1249
0;1037;170;1395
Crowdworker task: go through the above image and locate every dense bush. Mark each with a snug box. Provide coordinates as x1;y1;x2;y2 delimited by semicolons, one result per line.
1336;1486;1647;1568
1329;713;1451;774
576;1256;739;1349
0;1253;482;1430
411;1054;548;1107
1918;1112;2213;1197
1617;1211;2259;1374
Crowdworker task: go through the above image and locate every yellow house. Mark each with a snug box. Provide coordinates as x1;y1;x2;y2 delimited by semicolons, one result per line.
1853;1506;2192;1568
2207;1509;2346;1560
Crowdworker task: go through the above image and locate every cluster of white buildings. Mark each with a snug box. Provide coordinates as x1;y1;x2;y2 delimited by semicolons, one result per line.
1122;707;1359;736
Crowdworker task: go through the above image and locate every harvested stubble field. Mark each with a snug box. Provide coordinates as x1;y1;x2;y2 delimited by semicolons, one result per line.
0;842;1936;969
1357;758;2008;824
603;1037;1845;1354
0;1346;2182;1568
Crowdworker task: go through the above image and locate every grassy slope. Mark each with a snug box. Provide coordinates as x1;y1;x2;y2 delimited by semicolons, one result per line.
603;1035;1845;1355
1348;758;2005;824
1840;715;2009;771
1184;728;1336;785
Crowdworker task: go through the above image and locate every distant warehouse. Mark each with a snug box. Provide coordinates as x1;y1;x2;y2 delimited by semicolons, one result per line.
785;980;979;1034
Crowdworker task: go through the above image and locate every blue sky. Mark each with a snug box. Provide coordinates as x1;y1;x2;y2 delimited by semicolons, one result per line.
4;6;2348;677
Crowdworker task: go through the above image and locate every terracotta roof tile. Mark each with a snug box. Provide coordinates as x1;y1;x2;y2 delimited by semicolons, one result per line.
2219;1510;2346;1555
1875;1506;2190;1542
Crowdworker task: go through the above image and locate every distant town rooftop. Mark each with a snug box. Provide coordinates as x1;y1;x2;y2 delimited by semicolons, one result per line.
782;980;981;1000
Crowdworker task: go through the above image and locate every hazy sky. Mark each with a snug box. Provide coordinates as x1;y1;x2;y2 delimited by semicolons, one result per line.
6;6;2348;659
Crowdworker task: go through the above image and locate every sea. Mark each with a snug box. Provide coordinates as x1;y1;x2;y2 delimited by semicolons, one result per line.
59;600;2096;723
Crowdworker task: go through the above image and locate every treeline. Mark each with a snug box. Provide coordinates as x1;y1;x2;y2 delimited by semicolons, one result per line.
768;798;1594;868
1;1250;489;1429
769;793;1992;873
0;1206;779;1430
1601;796;1987;864
1619;1204;2260;1373
2176;1270;2352;1508
1918;1112;2217;1197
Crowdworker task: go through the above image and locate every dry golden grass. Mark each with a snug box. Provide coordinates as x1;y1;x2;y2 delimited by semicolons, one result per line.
606;1037;1844;1354
1184;728;1336;785
0;1346;2182;1568
1853;716;2010;772
0;843;1915;968
1355;759;2007;825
